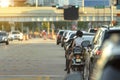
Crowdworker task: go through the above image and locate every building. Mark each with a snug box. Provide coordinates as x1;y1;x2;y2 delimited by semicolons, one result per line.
26;0;58;6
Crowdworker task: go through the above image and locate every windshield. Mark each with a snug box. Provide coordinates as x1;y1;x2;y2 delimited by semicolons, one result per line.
59;31;64;36
83;33;94;36
104;30;120;42
12;32;20;34
89;29;97;33
0;32;6;36
70;33;76;39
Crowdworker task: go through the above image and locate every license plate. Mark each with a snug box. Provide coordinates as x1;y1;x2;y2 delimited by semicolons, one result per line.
76;59;81;62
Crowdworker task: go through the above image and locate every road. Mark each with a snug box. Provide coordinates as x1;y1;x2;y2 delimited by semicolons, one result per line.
0;38;66;80
0;38;83;80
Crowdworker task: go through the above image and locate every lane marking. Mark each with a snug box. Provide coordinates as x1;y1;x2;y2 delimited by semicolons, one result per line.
0;75;65;77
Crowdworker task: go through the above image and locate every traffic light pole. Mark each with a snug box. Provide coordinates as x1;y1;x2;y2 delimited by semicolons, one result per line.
36;0;38;7
110;0;114;26
82;0;84;12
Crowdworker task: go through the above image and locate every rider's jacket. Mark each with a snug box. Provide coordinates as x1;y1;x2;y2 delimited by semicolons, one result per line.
74;37;84;47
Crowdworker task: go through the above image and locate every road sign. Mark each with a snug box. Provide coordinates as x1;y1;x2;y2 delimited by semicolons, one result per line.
94;6;105;9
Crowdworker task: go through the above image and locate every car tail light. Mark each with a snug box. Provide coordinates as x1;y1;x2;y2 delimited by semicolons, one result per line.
76;55;80;59
96;50;102;55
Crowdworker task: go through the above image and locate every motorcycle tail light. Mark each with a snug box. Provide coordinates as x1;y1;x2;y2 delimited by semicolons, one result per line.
96;50;102;55
76;55;80;59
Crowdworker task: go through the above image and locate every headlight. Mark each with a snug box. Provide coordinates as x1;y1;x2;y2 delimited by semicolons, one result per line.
2;37;7;41
4;39;7;41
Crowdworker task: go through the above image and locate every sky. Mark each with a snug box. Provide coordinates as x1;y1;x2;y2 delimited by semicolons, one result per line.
84;0;110;7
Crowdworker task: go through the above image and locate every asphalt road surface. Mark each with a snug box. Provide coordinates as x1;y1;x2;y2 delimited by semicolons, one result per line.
0;38;82;80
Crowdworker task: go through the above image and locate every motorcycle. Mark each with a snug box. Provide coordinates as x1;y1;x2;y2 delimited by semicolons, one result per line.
67;40;91;79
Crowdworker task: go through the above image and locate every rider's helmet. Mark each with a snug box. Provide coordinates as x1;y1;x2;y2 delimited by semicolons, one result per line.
76;30;83;37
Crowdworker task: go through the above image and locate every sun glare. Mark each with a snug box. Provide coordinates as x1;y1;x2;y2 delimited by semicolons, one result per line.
0;0;10;7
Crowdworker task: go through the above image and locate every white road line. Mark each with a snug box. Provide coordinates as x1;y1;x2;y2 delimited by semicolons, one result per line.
0;75;65;77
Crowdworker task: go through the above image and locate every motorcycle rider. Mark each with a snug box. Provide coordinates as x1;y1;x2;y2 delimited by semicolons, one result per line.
67;30;84;73
64;39;74;71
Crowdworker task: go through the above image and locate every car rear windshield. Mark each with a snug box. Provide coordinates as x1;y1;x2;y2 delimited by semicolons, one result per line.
0;32;6;36
62;32;67;38
59;31;64;36
12;32;20;34
104;30;120;41
70;33;76;39
83;33;94;36
89;29;97;33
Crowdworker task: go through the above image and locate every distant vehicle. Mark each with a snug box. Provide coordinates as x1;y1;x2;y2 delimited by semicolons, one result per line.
63;31;76;43
56;30;64;45
88;28;98;33
8;31;23;41
0;31;9;45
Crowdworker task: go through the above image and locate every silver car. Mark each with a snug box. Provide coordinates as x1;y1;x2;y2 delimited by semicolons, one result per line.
0;31;9;45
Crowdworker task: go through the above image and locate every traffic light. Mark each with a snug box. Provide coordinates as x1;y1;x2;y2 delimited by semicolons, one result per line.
64;6;79;20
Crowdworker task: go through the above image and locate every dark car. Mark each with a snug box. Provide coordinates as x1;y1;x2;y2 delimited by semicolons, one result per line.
56;30;64;45
0;31;9;45
91;44;120;80
90;27;120;73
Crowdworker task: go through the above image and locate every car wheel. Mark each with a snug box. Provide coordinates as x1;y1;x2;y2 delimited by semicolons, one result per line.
56;42;59;45
6;41;9;45
61;43;64;47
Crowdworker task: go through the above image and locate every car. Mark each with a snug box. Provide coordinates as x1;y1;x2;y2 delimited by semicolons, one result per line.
64;32;94;51
8;31;23;41
89;26;120;73
61;30;70;47
56;30;64;45
91;42;120;80
64;31;76;43
63;31;76;50
88;28;98;33
0;31;9;45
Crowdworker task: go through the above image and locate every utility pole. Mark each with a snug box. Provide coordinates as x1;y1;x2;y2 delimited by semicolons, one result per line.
82;0;84;12
36;0;38;7
110;0;114;26
47;22;50;35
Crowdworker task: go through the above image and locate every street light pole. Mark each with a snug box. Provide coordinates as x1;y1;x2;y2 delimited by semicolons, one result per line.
110;0;114;26
36;0;38;7
82;0;84;12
